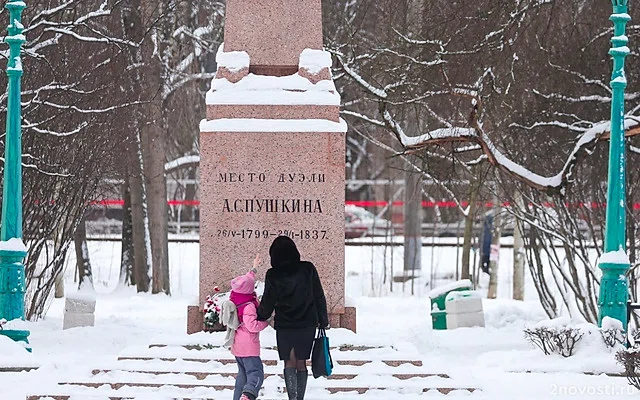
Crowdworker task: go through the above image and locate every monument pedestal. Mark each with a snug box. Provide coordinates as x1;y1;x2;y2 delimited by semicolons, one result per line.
190;127;353;333
334;307;357;332
189;304;356;334
189;0;354;334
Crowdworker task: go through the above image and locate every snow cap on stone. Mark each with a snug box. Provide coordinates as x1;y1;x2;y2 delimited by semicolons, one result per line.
216;43;250;73
299;48;332;74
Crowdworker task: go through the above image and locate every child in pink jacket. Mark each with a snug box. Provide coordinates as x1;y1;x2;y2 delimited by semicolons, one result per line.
230;256;269;400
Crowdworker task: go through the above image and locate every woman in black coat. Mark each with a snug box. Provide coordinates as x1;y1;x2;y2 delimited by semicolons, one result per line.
257;236;329;400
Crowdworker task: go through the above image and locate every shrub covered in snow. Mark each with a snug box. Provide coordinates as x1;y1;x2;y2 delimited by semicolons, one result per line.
600;317;625;348
629;329;640;347
524;326;583;357
617;349;640;390
616;318;640;391
524;317;624;358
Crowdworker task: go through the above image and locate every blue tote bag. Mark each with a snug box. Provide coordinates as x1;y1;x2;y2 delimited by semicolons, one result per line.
311;328;333;378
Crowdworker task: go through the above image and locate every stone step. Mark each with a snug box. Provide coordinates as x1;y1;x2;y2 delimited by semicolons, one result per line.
63;370;452;385
103;358;434;377
0;366;38;372
27;389;476;400
92;368;448;380
28;339;480;400
149;344;384;352
122;344;415;360
116;355;422;367
118;345;423;367
55;381;478;395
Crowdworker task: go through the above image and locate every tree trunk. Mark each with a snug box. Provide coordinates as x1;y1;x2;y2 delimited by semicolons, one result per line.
513;191;525;300
142;1;171;295
120;180;135;286
74;213;93;289
143;115;170;295
487;190;502;299
120;0;153;293
183;168;198;222
404;166;422;274
461;176;479;280
129;141;152;293
54;273;65;298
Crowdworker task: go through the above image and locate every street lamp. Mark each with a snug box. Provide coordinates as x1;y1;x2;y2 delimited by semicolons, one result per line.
0;0;30;350
598;0;631;331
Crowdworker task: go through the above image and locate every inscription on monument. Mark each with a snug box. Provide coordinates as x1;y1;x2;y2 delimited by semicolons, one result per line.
222;199;323;213
216;229;329;240
214;168;331;241
217;172;325;183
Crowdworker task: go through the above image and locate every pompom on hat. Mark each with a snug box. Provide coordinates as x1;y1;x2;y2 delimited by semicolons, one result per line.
231;270;256;294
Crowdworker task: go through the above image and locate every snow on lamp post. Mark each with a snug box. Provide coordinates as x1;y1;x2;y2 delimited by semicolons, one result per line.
0;0;30;350
598;0;631;331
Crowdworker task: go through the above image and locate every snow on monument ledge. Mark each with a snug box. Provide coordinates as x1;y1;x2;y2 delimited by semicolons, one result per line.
215;43;249;73
299;48;332;74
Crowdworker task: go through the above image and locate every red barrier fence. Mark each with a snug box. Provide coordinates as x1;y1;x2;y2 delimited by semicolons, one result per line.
91;199;640;210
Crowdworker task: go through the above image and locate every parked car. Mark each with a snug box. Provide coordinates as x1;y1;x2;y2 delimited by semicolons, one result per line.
345;205;393;238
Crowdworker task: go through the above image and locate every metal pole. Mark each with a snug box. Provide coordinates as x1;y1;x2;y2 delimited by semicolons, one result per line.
0;0;30;350
598;0;631;330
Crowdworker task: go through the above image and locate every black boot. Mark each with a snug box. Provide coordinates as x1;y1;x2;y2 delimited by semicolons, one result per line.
284;367;298;400
296;369;308;400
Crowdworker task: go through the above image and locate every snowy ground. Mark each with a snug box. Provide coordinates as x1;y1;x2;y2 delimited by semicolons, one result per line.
0;240;636;399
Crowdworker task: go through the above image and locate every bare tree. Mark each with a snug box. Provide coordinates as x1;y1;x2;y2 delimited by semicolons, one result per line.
325;0;640;316
74;213;93;289
0;1;141;318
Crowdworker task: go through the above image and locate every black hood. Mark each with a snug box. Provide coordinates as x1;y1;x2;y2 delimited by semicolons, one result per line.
269;236;301;268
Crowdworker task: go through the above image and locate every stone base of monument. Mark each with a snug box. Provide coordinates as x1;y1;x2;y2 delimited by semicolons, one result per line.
186;305;203;334
187;305;357;334
26;331;479;399
63;295;96;330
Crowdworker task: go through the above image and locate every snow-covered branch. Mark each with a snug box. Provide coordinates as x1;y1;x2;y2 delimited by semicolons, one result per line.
165;155;199;173
390;111;640;195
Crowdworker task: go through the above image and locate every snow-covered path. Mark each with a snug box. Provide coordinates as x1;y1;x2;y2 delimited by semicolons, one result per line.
0;241;636;399
2;293;635;400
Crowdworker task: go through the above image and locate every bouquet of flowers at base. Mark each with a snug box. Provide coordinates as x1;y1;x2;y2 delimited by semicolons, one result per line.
203;286;229;330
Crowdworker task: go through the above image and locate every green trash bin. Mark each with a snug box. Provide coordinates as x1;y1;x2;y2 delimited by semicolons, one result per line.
431;306;447;330
428;279;472;330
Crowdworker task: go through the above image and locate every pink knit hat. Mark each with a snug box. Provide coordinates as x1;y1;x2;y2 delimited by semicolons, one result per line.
230;270;256;294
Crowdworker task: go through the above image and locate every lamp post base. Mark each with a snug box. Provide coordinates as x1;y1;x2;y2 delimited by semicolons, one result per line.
0;247;28;321
598;261;630;331
0;329;31;352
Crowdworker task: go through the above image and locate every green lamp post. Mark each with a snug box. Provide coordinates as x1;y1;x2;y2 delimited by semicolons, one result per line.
0;0;30;350
598;0;631;331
